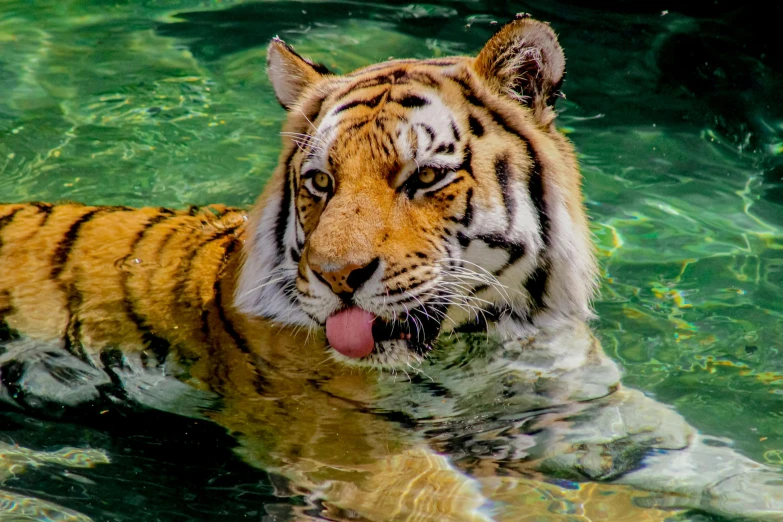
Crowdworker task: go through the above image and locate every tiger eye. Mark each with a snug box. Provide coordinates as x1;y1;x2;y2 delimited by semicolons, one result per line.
313;172;331;190
417;167;437;185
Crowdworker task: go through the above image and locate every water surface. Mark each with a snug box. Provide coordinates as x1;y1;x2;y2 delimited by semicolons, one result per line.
1;1;782;520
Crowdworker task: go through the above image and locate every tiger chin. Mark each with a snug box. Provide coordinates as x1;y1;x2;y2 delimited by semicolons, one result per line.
235;16;596;369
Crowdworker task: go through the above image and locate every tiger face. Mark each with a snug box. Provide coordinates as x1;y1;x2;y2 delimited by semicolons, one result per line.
236;17;597;368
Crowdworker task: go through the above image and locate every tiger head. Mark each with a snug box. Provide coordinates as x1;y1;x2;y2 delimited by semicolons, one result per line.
236;17;597;368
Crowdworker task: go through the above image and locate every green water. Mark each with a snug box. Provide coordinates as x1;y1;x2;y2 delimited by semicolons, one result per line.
1;0;782;520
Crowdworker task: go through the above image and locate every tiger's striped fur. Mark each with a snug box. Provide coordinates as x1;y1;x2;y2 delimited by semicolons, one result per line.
0;203;261;397
237;17;596;367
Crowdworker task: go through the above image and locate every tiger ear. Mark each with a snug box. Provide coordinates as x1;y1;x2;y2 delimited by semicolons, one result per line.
473;17;565;114
267;37;331;110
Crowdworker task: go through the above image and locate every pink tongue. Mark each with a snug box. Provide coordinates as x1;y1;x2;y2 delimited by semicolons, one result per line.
325;307;376;358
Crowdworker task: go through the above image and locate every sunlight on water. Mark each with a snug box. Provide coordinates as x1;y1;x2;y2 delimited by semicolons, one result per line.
0;443;108;522
0;442;109;471
0;491;94;522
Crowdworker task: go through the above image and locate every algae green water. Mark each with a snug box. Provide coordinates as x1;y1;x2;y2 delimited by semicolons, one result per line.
1;1;782;521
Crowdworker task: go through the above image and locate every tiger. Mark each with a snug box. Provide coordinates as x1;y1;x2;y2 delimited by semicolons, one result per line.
1;16;782;522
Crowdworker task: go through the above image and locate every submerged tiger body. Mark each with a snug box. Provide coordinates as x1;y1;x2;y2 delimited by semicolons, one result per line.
1;17;783;522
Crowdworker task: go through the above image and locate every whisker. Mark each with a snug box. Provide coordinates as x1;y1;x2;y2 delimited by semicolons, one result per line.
297;109;327;142
235;269;296;298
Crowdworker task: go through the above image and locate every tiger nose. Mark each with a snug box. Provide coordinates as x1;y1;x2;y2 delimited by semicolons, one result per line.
310;257;380;297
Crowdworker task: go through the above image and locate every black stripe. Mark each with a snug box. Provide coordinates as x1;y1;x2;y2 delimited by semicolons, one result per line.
434;143;455;155
486;108;521;139
395;94;428;108
307;59;331;76
50;208;106;279
275;39;332;77
29;202;54;224
129;212;176;254
450;76;551;247
0;319;19;343
379;135;392;157
457;144;474;179
475;234;526;266
344;61;417;77
527;149;550;246
418;123;436;147
446;76;484;107
468;114;484;137
472;96;551;294
53;207;128;360
422;59;458;67
406;71;441;89
453;306;507;334
174;221;245;315
0;207;23;254
333;77;391;98
208;237;269;393
190;231;244;391
302;307;321;325
459;187;474;227
63;287;87;360
494;156;515;231
334;92;385;114
125;221;190;366
385;278;428;297
450;121;461;142
212;239;256;358
381;265;409;282
0;207;23;227
274;151;296;261
121;211;180;365
199;304;227;388
0;291;20;344
99;348;135;403
524;265;549;311
304;93;327;125
472;105;550;239
389;68;408;82
343;119;375;133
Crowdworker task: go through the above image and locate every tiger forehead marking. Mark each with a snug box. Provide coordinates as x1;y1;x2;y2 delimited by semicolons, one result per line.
236;18;597;368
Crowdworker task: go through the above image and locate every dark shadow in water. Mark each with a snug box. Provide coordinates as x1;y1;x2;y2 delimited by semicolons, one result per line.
0;407;293;522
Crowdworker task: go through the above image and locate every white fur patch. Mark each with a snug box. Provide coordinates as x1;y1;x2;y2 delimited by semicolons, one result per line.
234;180;314;327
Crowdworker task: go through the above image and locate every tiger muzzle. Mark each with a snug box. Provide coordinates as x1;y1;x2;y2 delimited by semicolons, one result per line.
309;257;380;300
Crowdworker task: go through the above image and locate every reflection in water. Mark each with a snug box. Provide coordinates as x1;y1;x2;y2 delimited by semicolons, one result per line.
3;321;782;520
0;442;108;522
